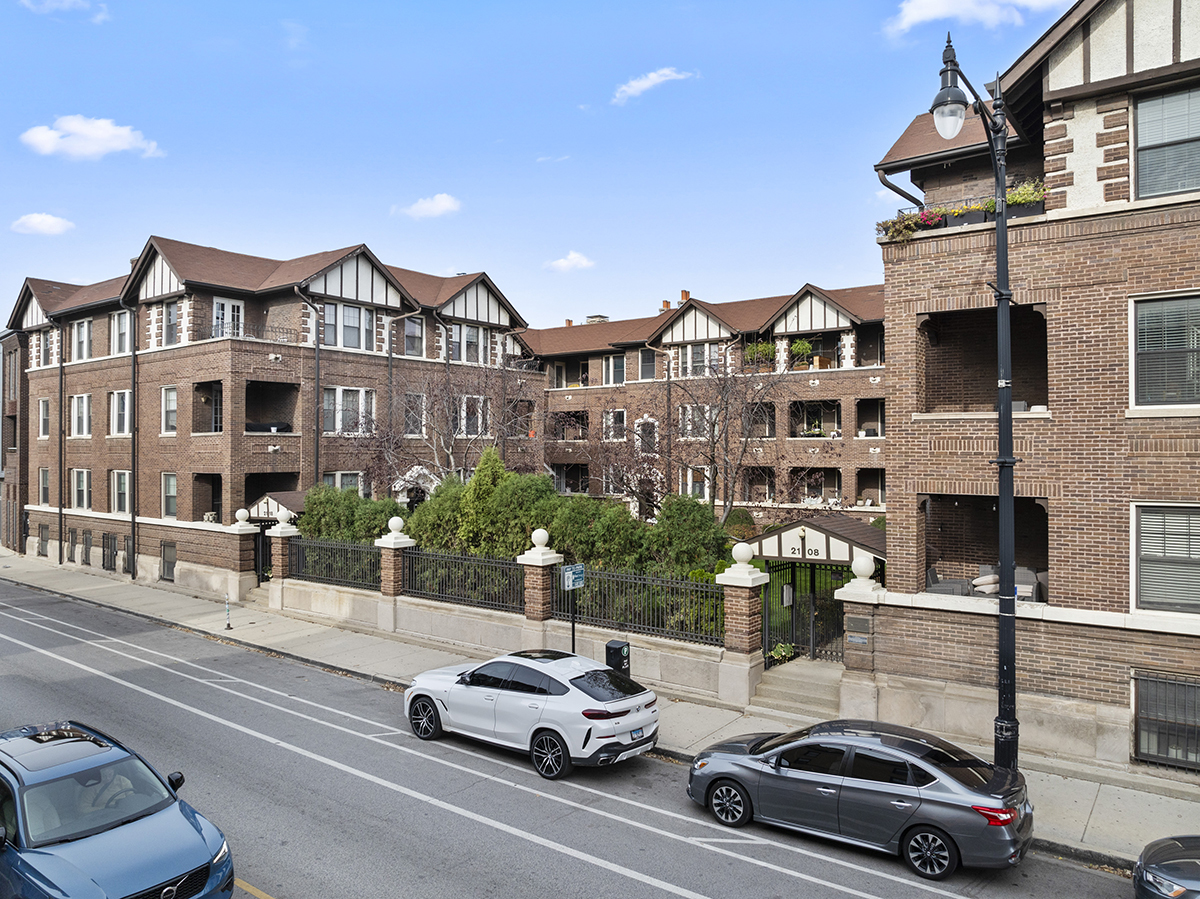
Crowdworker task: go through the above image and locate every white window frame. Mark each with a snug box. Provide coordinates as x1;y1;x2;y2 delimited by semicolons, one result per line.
681;466;710;500
39;331;54;367
71;468;92;510
1130;293;1200;411
111;470;130;514
39;468;50;505
680;342;720;377
110;390;132;436
163;300;181;346
322;386;375;435
73;319;92;361
446;322;489;364
679;404;715;440
38;398;50;438
162;472;177;518
602;409;626;442
322;302;375;351
110;310;129;355
323;471;364;496
455;395;489;437
603;354;626;385
213;298;244;338
69;394;92;437
404;316;424;357
635;417;658;454
162;387;177;434
1135;85;1200;200
403;393;425;437
1132;503;1200;615
639;348;656;381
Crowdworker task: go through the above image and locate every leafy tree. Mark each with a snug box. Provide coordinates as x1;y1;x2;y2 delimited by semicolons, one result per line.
297;486;403;541
457;447;511;553
404;476;466;551
645;494;730;573
489;473;561;557
549;495;648;570
723;507;757;542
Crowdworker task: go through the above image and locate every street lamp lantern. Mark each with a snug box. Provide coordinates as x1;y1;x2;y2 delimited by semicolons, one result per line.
930;34;1021;771
931;35;970;139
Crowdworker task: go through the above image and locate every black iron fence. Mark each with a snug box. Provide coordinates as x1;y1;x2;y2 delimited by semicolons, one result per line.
289;537;381;590
761;559;877;667
551;566;724;646
1134;670;1200;772
403;548;524;613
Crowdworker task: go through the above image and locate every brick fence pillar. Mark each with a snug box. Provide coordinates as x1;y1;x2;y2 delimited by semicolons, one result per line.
517;528;563;649
834;553;888;720
264;509;301;610
375;516;417;632
226;509;261;602
715;542;770;706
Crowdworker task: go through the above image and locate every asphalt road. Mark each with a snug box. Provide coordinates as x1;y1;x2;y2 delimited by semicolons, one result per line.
0;582;1133;899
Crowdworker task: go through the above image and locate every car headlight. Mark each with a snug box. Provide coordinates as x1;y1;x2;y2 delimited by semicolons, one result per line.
693;759;708;771
213;839;229;866
1143;869;1186;897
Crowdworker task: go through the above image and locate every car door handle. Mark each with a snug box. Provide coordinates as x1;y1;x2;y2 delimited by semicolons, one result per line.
484;695;495;701
816;787;838;795
890;800;912;808
528;703;541;709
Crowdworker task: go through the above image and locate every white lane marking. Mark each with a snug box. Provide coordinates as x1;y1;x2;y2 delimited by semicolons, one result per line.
0;630;713;899
0;601;972;899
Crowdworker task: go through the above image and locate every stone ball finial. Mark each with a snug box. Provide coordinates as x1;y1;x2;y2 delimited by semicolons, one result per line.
235;509;249;524
732;542;753;565
276;508;292;525
389;516;404;534
852;554;875;580
532;528;549;548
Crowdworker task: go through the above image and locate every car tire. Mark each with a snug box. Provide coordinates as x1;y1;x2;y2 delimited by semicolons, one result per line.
530;730;573;780
408;696;442;740
708;780;752;827
902;825;959;880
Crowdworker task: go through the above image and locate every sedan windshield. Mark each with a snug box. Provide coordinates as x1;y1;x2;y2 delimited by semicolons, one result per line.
755;726;815;755
21;756;174;847
570;669;648;702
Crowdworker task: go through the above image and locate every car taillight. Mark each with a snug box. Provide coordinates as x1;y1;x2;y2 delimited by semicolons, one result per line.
582;708;630;720
972;805;1017;826
644;697;657;709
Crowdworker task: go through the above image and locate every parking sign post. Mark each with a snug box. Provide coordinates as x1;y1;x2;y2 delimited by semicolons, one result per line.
562;563;585;652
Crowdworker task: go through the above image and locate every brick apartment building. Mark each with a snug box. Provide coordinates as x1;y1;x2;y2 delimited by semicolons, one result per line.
2;236;537;587
845;0;1200;769
520;285;886;526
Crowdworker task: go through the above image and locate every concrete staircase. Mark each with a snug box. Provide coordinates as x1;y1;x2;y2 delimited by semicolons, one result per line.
747;659;844;724
243;585;271;607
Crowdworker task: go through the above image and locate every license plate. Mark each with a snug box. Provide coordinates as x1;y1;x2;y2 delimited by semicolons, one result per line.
631;727;643;740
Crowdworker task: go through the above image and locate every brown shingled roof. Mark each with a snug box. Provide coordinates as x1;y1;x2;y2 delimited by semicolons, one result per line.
691;294;795;333
150;236;362;292
875;110;1018;174
521;311;675;357
824;284;884;323
23;278;85;316
386;266;481;307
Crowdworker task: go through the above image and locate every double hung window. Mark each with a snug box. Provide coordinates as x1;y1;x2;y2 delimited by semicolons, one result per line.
323;303;374;350
73;320;92;361
38;399;50;438
323;387;375;434
71;469;92;510
1137;86;1200;199
110;390;132;436
162;387;177;434
1136;506;1200;613
639;349;656;380
164;301;180;345
404;317;424;356
602;409;626;441
681;342;719;377
111;311;129;354
404;393;425;436
454;396;488;436
70;395;91;437
162;473;177;518
39;468;50;505
603;354;625;385
111;471;130;514
1135;296;1200;406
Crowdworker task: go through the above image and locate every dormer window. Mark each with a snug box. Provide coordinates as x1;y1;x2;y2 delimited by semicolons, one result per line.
323;302;375;350
448;323;488;363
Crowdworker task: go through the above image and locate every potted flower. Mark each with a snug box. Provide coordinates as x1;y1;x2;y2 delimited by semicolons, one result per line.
1006;178;1045;218
789;337;813;370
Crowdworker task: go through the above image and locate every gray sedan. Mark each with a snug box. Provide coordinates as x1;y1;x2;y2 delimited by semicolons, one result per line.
1135;836;1200;898
686;719;1034;880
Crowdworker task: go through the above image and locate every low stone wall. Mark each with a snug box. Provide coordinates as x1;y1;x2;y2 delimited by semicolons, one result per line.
270;577;729;704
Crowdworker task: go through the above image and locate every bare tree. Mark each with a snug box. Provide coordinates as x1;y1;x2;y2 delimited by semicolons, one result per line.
352;351;544;499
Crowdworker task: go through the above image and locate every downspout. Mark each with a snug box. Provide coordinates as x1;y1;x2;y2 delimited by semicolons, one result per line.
430;308;452;474
876;169;925;208
295;286;322;486
119;294;139;579
53;318;64;564
386;309;423;442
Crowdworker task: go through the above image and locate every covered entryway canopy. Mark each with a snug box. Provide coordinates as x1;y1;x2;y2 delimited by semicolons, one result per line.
247;490;309;522
743;513;886;566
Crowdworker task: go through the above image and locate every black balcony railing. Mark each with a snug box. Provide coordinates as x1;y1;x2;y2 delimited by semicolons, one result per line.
211;322;301;343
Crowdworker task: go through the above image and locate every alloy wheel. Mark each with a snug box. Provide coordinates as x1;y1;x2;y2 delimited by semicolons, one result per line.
711;784;745;825
532;734;564;777
907;831;951;877
410;699;437;738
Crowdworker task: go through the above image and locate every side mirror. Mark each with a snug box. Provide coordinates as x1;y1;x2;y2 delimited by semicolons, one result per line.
0;824;6;847
168;772;185;792
457;673;472;686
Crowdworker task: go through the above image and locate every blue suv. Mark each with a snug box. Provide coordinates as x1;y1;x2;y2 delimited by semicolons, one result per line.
0;722;233;899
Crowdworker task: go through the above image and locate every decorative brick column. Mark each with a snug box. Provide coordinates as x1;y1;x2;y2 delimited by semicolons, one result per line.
374;516;417;632
834;553;888;719
715;543;770;706
226;509;261;602
517;528;563;649
264;509;300;610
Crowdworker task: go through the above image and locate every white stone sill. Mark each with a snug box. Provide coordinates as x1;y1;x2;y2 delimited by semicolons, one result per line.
1125;406;1200;419
911;411;1053;421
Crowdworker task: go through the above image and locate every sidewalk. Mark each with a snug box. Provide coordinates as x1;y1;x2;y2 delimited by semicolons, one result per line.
3;549;1196;869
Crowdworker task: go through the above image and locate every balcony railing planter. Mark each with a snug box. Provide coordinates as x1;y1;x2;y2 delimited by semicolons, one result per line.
1008;199;1045;218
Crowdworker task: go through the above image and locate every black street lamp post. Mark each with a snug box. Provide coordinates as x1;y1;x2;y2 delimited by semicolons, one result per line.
930;34;1019;770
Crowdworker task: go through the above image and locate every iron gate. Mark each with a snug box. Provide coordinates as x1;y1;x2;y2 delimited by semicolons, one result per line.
763;560;851;667
254;525;270;584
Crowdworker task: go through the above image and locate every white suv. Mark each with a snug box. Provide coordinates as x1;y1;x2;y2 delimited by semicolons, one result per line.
404;649;659;779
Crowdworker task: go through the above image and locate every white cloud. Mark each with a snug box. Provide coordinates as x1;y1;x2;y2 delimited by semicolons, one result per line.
20;115;163;160
11;213;75;235
545;251;595;272
611;67;695;105
282;20;308;50
90;3;109;23
885;0;1071;36
392;193;462;219
536;155;569;163
19;0;88;11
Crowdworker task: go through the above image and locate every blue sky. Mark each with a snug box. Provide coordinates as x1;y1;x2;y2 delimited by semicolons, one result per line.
2;0;1074;328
